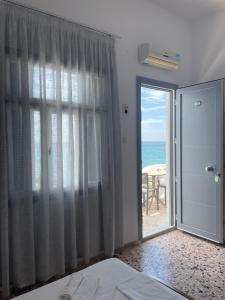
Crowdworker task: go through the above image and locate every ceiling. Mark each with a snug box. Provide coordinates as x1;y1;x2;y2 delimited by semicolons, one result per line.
150;0;225;20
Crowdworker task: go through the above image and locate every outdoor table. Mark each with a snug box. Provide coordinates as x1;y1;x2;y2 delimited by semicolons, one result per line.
142;164;166;210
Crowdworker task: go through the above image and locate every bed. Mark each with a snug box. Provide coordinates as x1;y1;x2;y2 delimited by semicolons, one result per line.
13;258;188;300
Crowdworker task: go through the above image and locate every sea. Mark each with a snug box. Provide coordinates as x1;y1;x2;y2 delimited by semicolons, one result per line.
142;141;166;169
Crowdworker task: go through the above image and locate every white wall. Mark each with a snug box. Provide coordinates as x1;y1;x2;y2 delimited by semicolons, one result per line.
191;9;225;84
14;0;193;244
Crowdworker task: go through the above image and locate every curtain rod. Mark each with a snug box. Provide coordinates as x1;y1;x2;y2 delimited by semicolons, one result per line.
1;0;122;39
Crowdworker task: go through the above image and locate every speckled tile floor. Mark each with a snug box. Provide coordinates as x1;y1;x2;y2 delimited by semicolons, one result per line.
116;230;225;300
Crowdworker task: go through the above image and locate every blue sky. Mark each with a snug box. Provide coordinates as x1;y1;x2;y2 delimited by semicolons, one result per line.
141;87;168;142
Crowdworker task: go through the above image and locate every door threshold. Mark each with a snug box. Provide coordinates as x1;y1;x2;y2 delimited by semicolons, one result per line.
142;226;176;242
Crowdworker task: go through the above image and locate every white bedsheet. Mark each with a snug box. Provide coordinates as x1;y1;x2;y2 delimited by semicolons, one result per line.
13;258;187;300
117;272;185;300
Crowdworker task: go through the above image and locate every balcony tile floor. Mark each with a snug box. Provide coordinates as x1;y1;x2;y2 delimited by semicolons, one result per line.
142;198;169;237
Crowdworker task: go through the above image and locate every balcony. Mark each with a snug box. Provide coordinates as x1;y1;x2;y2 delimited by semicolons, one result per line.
142;164;170;238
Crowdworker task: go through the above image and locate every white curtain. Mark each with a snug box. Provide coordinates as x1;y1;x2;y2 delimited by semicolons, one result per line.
0;1;123;296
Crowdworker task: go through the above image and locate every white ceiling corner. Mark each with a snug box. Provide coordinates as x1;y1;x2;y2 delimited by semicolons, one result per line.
149;0;225;20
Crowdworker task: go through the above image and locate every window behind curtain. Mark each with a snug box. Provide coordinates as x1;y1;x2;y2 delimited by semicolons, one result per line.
6;60;106;193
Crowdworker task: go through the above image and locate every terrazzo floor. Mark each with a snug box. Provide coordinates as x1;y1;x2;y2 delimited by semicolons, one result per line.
116;230;225;300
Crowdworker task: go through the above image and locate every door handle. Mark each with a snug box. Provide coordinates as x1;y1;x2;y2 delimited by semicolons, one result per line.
205;166;214;172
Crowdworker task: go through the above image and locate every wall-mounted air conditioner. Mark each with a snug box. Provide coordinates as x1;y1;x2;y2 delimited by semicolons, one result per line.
138;43;181;71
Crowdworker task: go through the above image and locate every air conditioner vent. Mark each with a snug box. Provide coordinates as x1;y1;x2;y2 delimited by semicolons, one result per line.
138;43;180;71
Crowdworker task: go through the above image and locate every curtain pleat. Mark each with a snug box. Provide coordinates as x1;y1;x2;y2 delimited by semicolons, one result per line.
0;9;10;296
0;1;123;296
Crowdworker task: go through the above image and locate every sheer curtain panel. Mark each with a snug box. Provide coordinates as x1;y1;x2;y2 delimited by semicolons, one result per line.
0;1;123;296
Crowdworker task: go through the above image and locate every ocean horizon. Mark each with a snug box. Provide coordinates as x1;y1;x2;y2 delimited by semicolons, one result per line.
142;141;166;169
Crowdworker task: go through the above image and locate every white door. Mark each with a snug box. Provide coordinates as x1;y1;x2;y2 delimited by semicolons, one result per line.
176;80;224;243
